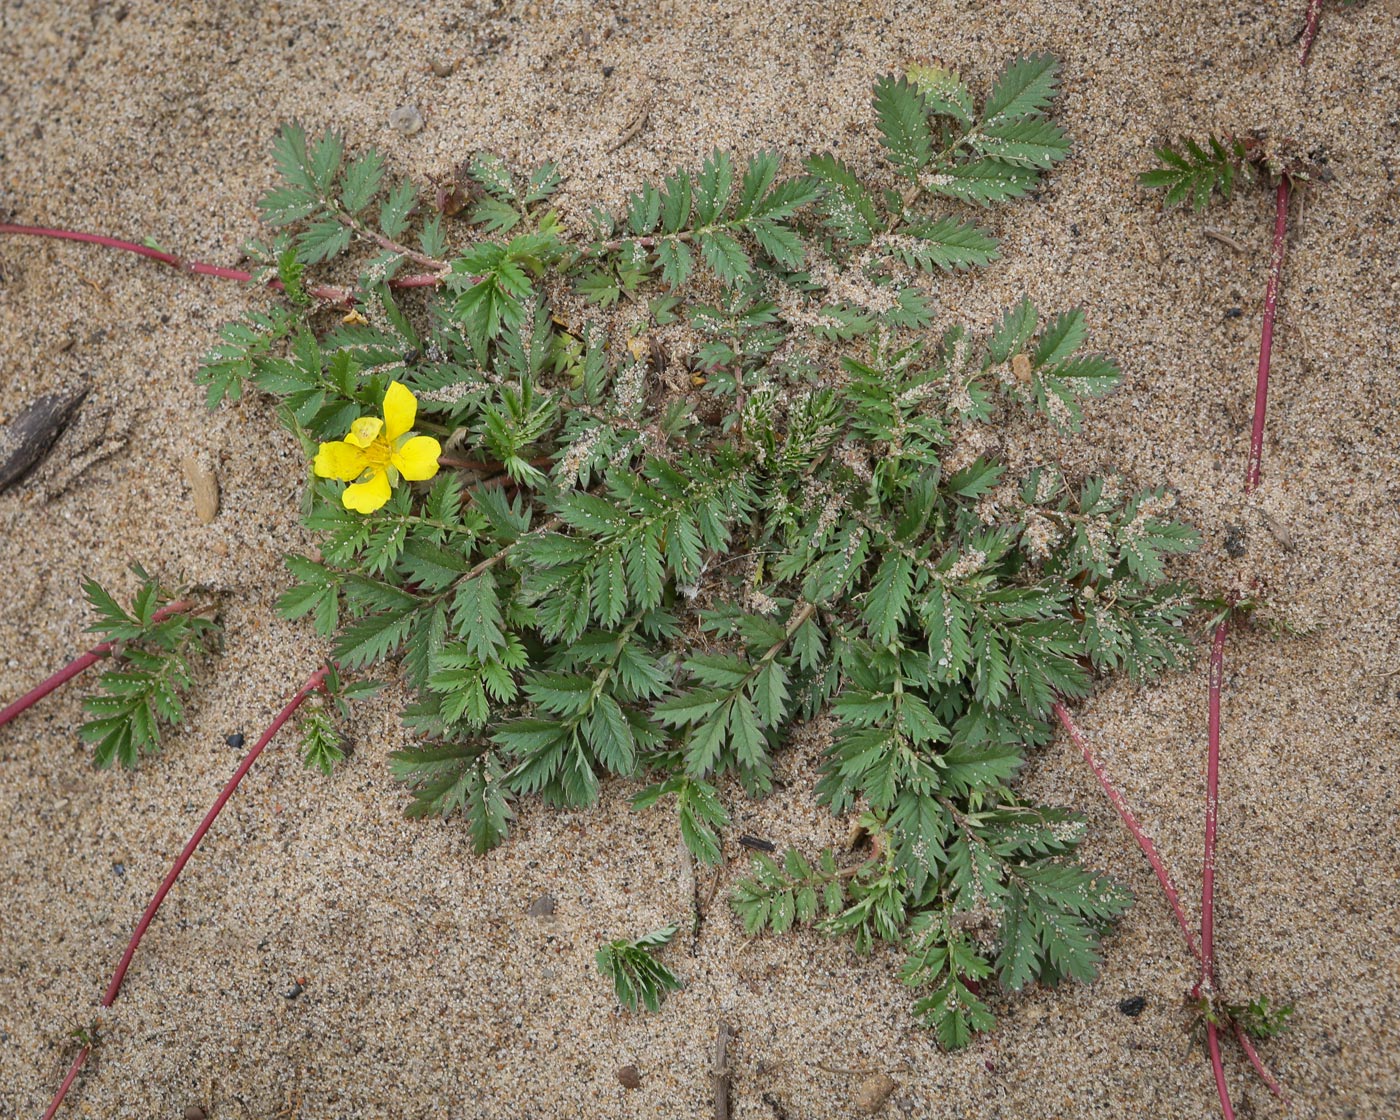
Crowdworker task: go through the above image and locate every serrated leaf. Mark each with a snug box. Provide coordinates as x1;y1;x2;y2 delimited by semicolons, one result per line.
805;154;881;246
341;149;385;214
921;159;1041;206
892;217;999;272
973;117;1071;169
1033;310;1086;367
873;75;933;173
906;64;975;126
379;180;417;238
863;553;914;646
697;229;751;287
451;571;506;661
984;53;1060;123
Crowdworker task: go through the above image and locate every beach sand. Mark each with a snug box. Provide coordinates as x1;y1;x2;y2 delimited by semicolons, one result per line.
2;1;1398;1116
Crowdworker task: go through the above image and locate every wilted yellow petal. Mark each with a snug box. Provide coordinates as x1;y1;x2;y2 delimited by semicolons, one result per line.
383;381;417;441
314;440;369;481
345;416;384;448
342;468;391;513
391;435;442;481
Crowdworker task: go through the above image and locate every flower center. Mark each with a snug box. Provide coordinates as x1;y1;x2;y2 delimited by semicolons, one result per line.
362;437;393;469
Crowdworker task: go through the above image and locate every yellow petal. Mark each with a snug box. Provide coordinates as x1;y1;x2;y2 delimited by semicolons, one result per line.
382;381;417;441
342;468;391;513
345;416;384;448
391;435;442;481
314;440;370;481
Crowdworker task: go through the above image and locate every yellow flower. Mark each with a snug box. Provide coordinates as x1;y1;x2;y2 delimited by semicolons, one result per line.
313;381;442;514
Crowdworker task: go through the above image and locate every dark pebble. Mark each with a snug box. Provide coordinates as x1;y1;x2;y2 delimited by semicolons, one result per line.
226;732;246;749
1118;995;1147;1017
113;863;125;877
1224;524;1247;559
184;1107;207;1120
616;1064;642;1089
527;892;556;918
285;981;304;1000
1224;307;1244;319
602;65;614;77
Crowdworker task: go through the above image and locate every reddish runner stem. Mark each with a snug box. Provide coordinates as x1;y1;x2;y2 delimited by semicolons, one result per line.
1244;181;1291;495
1298;0;1324;66
0;600;193;729
0;223;445;305
1233;1022;1289;1101
40;1047;90;1120
101;665;330;1004
1201;622;1228;990
1053;701;1201;959
1205;1019;1236;1120
40;664;330;1118
1197;620;1231;1120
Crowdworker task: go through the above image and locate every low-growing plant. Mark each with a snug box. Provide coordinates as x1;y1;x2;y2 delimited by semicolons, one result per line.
77;569;218;768
596;923;684;1012
163;53;1212;1047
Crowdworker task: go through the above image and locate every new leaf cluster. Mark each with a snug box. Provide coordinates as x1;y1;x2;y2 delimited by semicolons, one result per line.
201;56;1202;1046
78;570;218;769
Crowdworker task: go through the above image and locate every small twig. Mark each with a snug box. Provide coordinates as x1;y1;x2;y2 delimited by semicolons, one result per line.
40;664;331;1118
608;101;651;153
0;600;194;729
713;1020;736;1120
1202;228;1247;254
1245;181;1291;494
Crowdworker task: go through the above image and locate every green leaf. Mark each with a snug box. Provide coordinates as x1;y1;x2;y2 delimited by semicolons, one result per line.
451;571;507;661
973;117;1071;169
892;217;999;272
989;297;1038;362
921;159;1041;206
379;180;417;238
984;53;1060;123
1140;136;1248;211
906;64;975;126
596;926;683;1012
341;149;385;214
271;122;315;193
863;553;914;645
697;229;751;287
295;218;352;265
805;154;881;246
872;75;933;173
1033;309;1086;367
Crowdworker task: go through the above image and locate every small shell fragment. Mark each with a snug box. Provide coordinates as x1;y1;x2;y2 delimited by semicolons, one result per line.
853;1072;897;1114
180;455;220;523
1011;353;1033;383
389;104;424;135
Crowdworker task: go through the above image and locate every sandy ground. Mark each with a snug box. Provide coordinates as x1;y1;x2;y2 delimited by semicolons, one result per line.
2;1;1398;1117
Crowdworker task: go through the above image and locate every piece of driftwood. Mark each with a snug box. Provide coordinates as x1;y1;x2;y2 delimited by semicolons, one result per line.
0;388;86;494
713;1020;736;1120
